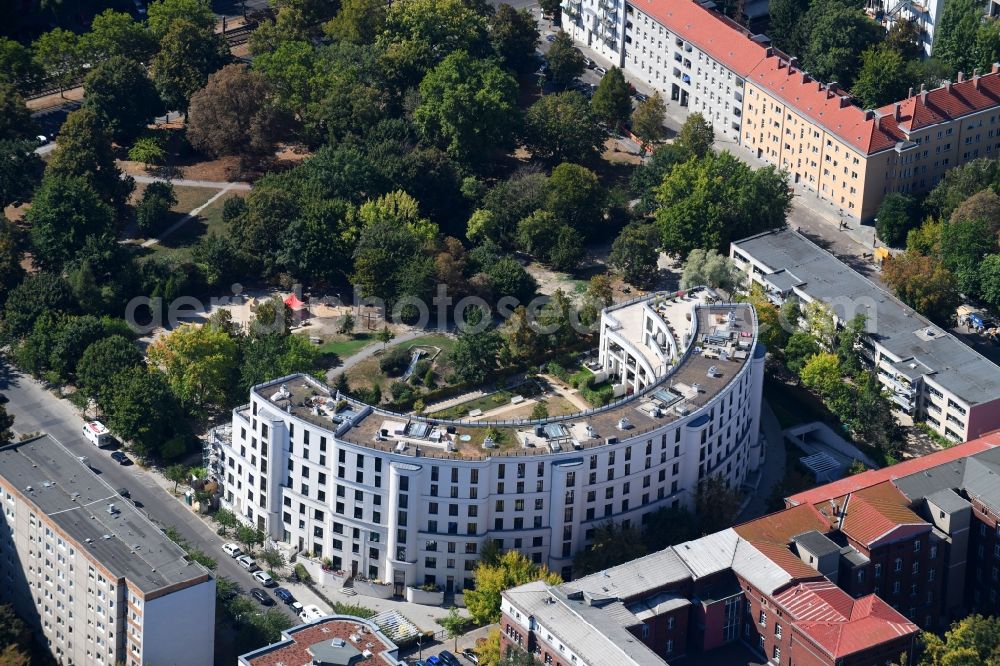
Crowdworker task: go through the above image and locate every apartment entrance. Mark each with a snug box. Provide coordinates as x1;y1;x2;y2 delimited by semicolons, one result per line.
393;571;406;597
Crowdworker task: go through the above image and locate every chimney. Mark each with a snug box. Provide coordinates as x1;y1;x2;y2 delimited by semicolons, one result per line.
789;56;799;69
920;83;927;104
974;68;982;89
893;102;901;120
766;46;774;57
864;109;875;120
993;62;1000;74
907;86;914;98
945;81;952;93
777;59;786;69
840;96;851;108
957;71;965;83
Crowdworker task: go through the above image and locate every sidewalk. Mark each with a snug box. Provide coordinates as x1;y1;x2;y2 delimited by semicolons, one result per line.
738;400;787;521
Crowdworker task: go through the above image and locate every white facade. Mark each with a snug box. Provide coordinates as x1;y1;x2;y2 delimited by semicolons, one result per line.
563;0;627;66
216;293;764;589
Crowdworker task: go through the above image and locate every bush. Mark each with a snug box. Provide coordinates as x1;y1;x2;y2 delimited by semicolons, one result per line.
379;347;411;376
389;380;417;403
293;563;310;583
569;367;594;389
331;602;375;619
580;381;614;406
411;360;431;384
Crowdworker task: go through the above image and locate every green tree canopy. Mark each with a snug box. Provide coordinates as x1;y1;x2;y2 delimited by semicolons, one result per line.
875;192;920;247
852;43;912;110
677;112;714;158
545;31;585;88
936;0;985;75
77;335;144;400
104;367;188;459
465;551;561;624
524;90;603;164
324;0;387;44
152;19;230;114
83;9;157;63
1;273;75;343
27;174;114;271
0;84;36;142
414;50;519;164
591;66;632;128
920;614;1000;666
784;331;821;374
0;139;43;209
883;252;960;323
489;4;539;73
84;56;164;144
654;151;791;255
147;323;240;414
32;27;83;95
573;521;648;575
147;0;215;38
0;38;42;94
679;248;740;291
631;90;667;149
544;162;606;239
186;63;282;158
800;1;882;88
609;222;660;287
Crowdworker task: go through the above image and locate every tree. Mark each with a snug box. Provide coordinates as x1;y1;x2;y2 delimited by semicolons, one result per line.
784;331;821;374
529;402;549;420
523;91;603;164
679;248;739;291
0;85;36;141
27;175;115;271
744;284;790;351
413;51;519;164
0;221;21;310
76;335;144;400
973;18;1000;74
136;181;177;236
545;162;606;239
609;223;660;287
885;252;962;323
0;139;43;209
1;273;75;343
236;524;266;553
441;607;467;652
800;352;843;398
548;225;585;271
886;18;925;60
803;300;836;348
573;521;648;575
450;329;502;383
187;64;282;159
489;4;539;73
630;142;691;213
32;27;83;96
849;371;902;453
920;614;1000;666
546;31;585;88
979;253;1000;309
591;66;632;128
83;9;157;63
0;39;42;94
357;190;439;245
352;221;423;305
147;0;215;38
655;151;791;255
907;218;943;256
800;2;882;88
152;19;230;114
630;91;667;149
83;56;163;144
935;0;984;75
940;216;995;295
324;0;387;44
501;306;542;360
104;367;186;459
147;323;239;413
695;475;742;534
516;210;560;260
45;107;133;213
476;629;503;666
165;464;189;492
260;546;286;570
852;44;911;110
767;0;809;55
376;325;395;349
835;314;867;376
875;192;919;247
485;256;538;303
465;550;561;624
338;314;356;335
925;159;1000;220
0;406;12;445
677;112;714;158
215;509;240;535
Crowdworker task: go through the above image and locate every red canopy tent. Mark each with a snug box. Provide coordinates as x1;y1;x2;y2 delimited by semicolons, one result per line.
283;293;311;321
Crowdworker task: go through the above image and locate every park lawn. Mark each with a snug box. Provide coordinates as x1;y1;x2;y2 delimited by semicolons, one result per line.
145;189;244;262
345;356;388;392
318;333;374;360
499;395;581;420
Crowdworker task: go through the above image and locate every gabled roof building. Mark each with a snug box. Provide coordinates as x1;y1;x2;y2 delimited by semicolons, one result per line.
501;431;1000;666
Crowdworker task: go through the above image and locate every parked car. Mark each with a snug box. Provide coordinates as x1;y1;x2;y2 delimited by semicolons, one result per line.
237;555;259;572
252;570;276;587
117;488;130;499
545;34;556;42
634;92;649;102
594;65;608;76
583;56;595;69
250;588;274;606
110;451;131;466
83;421;111;447
462;649;480;664
222;543;243;558
439;651;461;666
290;600;304;614
273;587;295;604
425;657;442;666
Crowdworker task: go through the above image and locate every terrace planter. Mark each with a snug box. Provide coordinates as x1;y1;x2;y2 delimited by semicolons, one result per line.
406;586;445;606
354;579;394;599
453;592;466;608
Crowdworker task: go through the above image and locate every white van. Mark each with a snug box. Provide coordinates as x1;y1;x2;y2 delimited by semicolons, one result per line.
82;421;110;447
298;604;325;623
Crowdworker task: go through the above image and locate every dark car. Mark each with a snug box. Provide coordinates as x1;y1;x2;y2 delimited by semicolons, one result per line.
273;587;295;604
425;658;441;666
545;34;556;42
117;488;130;499
634;92;649;103
250;588;274;606
439;651;461;666
110;451;132;466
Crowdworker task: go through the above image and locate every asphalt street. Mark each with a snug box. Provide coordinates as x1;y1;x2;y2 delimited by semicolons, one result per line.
0;359;297;622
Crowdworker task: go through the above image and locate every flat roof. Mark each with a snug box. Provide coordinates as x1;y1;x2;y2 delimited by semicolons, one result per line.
733;228;1000;406
239;615;400;666
254;298;756;460
0;435;210;594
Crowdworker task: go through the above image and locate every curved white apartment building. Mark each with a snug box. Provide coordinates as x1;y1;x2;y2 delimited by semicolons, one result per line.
213;289;765;591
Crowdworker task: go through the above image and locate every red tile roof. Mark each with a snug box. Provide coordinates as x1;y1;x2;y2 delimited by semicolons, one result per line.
244;617;397;666
734;503;832;580
775;582;918;659
880;70;1000;133
786;435;1000;507
838;483;928;548
630;0;770;77
745;57;904;154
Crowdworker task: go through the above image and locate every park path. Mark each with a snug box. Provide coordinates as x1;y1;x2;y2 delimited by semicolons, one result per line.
325;329;429;381
132;174;252;190
140;183;240;248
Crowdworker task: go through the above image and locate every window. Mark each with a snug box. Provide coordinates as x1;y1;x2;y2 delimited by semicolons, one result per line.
772;646;780;661
759;610;766;626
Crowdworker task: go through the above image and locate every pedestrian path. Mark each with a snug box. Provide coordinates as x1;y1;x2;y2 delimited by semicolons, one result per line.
140;183;239;248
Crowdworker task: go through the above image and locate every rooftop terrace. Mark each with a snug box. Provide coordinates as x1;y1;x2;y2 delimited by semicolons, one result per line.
250;295;757;460
0;435;210;594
